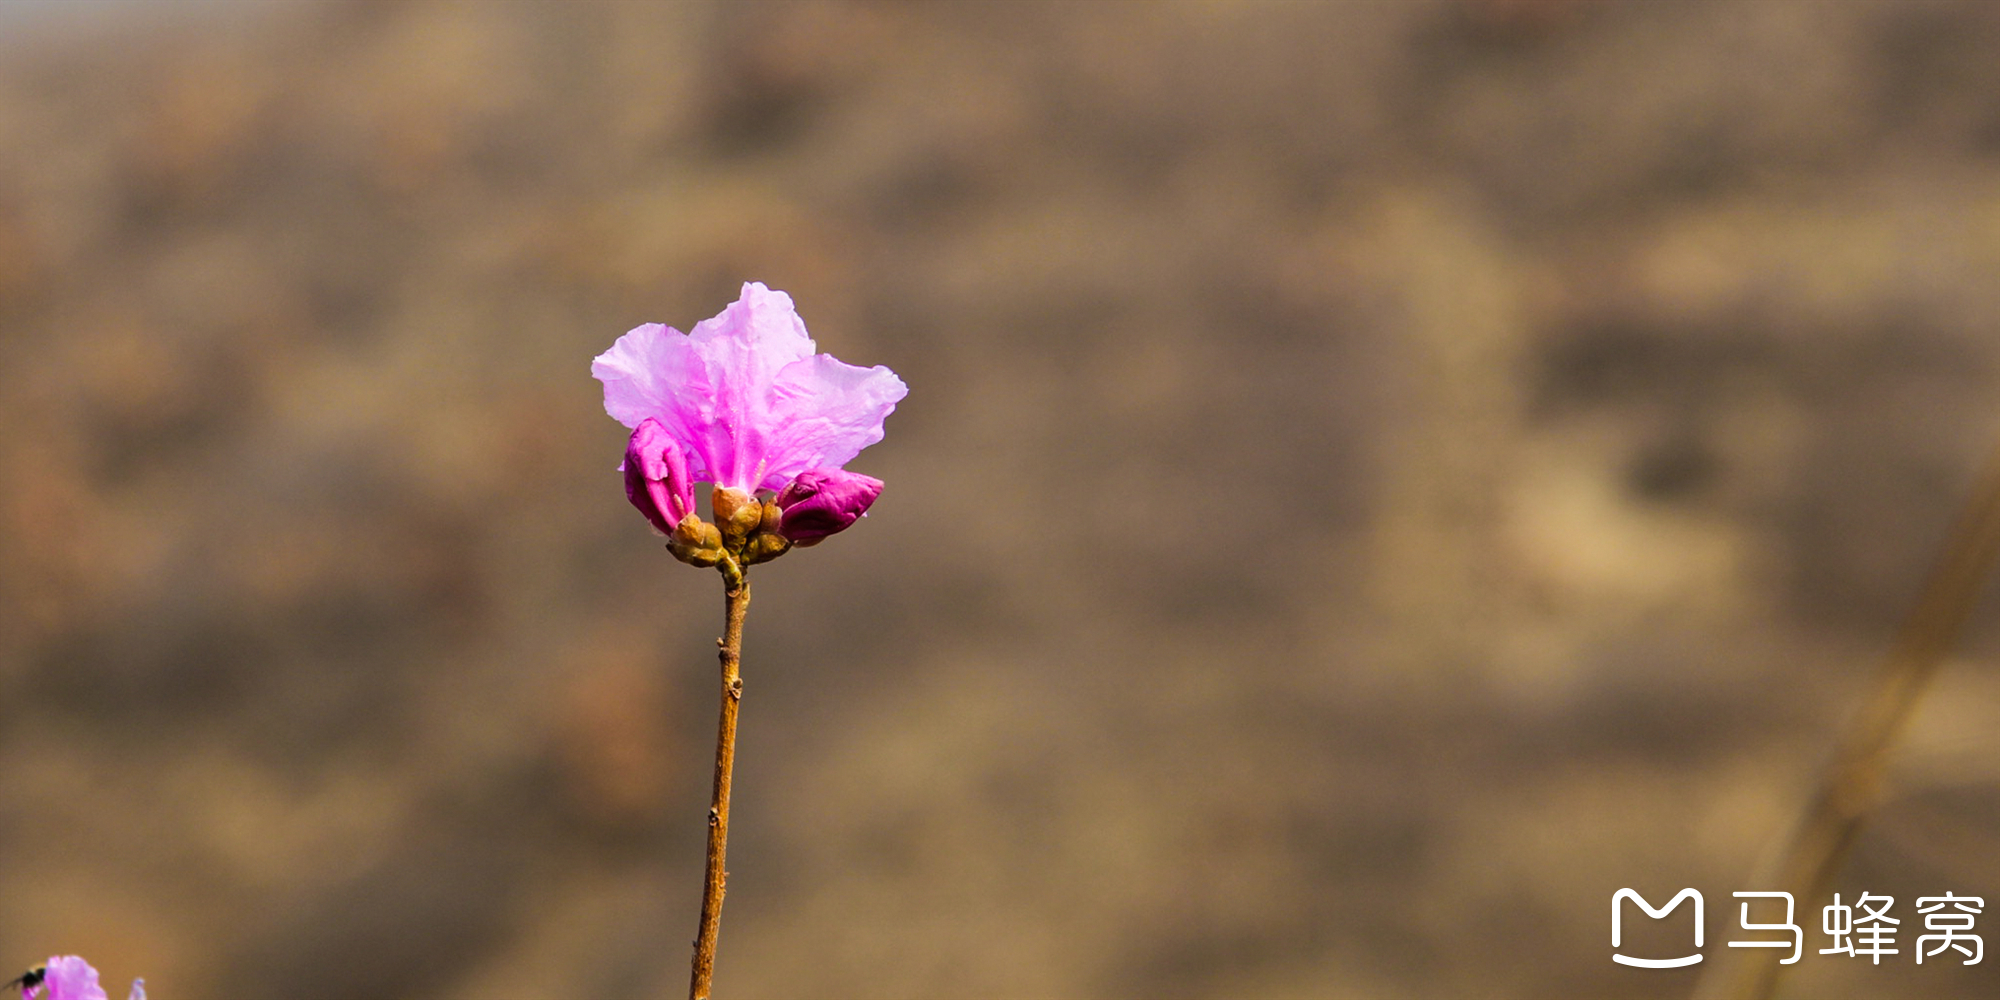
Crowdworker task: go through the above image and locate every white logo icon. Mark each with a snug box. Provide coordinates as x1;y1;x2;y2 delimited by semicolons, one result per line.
1613;888;1704;968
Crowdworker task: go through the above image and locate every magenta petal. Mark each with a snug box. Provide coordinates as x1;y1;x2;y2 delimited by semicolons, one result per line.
623;418;694;533
775;469;884;543
42;957;107;1000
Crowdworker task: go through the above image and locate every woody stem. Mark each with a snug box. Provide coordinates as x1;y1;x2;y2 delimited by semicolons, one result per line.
1701;436;2000;1000
689;567;749;1000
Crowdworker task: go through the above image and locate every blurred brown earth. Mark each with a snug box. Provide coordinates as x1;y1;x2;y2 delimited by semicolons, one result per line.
3;1;2000;997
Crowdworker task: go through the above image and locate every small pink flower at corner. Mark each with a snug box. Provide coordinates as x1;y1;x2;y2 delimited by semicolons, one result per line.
22;956;143;1000
775;468;884;546
592;282;907;500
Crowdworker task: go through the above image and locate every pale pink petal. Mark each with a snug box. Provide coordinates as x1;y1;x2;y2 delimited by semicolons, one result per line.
758;355;907;489
591;323;721;481
125;982;143;1000
685;282;817;395
684;283;815;488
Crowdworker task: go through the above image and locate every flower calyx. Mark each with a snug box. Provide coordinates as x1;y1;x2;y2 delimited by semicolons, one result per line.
670;491;793;573
741;513;792;566
724;494;794;567
655;471;885;573
711;486;765;548
667;513;726;568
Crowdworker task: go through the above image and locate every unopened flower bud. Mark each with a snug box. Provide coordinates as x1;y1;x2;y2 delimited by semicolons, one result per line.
774;469;884;546
741;531;792;565
668;514;725;567
623;418;695;535
760;501;783;534
711;485;763;545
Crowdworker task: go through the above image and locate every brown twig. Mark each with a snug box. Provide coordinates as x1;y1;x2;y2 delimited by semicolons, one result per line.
1697;437;2000;1000
689;569;750;1000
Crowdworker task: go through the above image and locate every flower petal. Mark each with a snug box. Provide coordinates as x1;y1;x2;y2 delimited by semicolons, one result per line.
684;282;818;489
757;355;908;490
42;957;107;1000
591;322;719;481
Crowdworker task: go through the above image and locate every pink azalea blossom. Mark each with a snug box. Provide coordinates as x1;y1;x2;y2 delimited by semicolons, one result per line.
593;282;907;496
23;956;143;1000
774;469;885;545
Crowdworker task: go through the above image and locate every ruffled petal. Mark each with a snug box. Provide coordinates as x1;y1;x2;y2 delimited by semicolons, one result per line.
591;322;719;481
757;355;908;490
685;282;817;489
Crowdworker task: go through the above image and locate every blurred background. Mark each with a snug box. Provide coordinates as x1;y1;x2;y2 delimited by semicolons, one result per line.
3;1;2000;997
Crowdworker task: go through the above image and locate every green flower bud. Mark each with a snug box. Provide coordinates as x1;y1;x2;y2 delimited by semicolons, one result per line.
668;514;726;567
740;531;792;566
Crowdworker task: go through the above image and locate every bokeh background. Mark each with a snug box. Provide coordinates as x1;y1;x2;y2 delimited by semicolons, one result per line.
4;1;2000;997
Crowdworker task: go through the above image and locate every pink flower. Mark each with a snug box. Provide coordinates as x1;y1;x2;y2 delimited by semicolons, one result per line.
774;469;884;545
23;956;142;1000
593;282;907;495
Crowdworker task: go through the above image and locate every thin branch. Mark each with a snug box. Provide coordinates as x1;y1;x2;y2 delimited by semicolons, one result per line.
689;571;750;1000
1697;437;2000;1000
